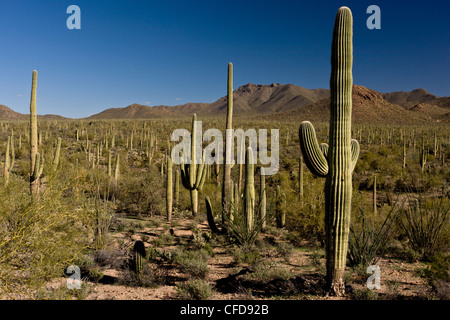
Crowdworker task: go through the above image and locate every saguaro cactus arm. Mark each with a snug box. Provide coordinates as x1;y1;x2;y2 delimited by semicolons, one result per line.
299;121;329;177
350;139;360;172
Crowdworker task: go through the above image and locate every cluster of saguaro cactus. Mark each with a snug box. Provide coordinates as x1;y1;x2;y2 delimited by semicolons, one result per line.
180;114;207;217
298;7;359;296
206;147;262;245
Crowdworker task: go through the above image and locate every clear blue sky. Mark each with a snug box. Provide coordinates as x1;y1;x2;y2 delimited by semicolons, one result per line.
0;0;448;118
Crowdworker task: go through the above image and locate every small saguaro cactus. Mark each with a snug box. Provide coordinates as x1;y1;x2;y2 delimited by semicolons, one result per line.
52;137;62;171
260;167;267;232
275;185;286;228
298;7;360;296
4;136;15;186
243;147;255;233
180;114;207;217
166;156;173;222
420;137;427;173
133;240;146;274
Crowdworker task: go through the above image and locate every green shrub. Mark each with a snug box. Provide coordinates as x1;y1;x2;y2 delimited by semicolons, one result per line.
176;279;215;300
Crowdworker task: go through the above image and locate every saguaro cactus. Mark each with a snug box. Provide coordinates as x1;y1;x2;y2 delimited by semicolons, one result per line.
260;167;267;232
222;62;234;222
298;7;359;296
206;147;261;245
166;156;173;222
180;114;207;217
133;240;146;274
275;185;286;228
29;70;42;198
243;147;255;233
52;137;62;171
4;136;14;185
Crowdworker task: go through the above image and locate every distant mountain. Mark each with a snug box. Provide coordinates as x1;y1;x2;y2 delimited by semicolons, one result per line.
2;84;448;123
0;104;26;120
382;88;450;109
0;104;69;120
256;85;437;124
86;83;330;120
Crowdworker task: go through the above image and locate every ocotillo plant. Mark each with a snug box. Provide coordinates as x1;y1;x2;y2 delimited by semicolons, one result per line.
180;114;207;217
373;175;377;214
298;7;359;296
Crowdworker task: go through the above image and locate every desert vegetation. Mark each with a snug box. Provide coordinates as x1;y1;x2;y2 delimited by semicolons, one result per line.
0;7;448;301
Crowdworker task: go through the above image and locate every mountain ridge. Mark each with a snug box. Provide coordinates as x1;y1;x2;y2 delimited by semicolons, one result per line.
1;84;448;123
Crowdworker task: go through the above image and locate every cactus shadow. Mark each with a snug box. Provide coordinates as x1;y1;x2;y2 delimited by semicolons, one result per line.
215;268;326;298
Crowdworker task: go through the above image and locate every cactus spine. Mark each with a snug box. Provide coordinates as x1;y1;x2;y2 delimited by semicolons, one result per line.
298;7;359;296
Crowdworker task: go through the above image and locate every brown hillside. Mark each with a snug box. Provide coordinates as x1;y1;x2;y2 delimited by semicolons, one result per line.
0;104;68;120
86;84;330;119
256;85;431;124
381;88;450;109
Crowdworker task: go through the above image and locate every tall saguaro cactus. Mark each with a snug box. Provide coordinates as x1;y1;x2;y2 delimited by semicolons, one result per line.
180;114;207;217
298;7;359;296
222;62;234;223
30;70;42;198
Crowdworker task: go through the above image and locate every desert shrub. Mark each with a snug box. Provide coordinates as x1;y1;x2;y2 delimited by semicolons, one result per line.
174;248;210;279
243;261;291;282
0;174;94;298
232;244;262;265
120;263;166;288
351;288;379;300
114;168;165;216
176;279;215;300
